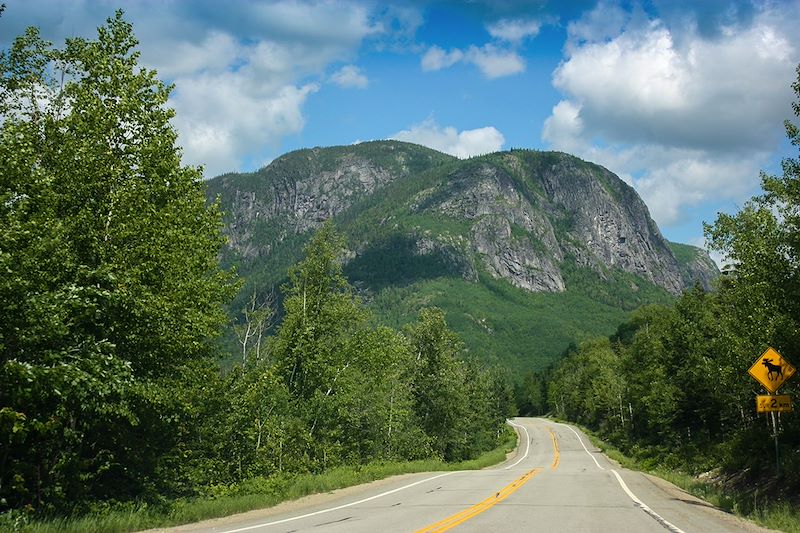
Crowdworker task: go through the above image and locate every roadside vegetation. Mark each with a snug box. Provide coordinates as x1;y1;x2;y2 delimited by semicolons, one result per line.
5;7;800;533
535;63;800;525
0;13;515;531
0;430;516;533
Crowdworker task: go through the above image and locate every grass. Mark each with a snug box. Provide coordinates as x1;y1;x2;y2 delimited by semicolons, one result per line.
1;429;517;533
574;424;800;533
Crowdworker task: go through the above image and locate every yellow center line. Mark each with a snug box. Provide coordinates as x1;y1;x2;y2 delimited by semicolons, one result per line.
414;468;541;533
549;428;560;470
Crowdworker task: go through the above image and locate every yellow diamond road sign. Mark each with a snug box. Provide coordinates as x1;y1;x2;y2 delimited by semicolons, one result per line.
749;347;796;394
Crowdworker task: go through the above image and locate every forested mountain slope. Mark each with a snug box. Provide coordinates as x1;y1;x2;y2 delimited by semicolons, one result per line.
207;141;718;372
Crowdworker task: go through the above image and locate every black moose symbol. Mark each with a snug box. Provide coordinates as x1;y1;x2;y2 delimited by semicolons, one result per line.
762;358;784;381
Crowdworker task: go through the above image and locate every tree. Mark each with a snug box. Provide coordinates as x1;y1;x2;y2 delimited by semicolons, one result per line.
267;223;441;468
234;288;277;364
0;12;234;511
703;63;800;481
405;308;471;461
706;64;800;352
270;221;365;400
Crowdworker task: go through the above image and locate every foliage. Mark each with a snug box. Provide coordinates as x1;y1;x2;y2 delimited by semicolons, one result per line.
0;12;235;512
546;64;800;494
208;138;690;374
0;430;516;533
367;271;647;375
0;12;512;521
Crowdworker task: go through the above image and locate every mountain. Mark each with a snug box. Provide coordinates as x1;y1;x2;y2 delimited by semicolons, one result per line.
207;141;718;373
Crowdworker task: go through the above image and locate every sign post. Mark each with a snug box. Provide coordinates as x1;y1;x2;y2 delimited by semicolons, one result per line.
748;347;796;475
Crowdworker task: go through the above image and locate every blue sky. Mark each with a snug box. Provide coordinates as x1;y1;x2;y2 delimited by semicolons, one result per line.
2;0;799;256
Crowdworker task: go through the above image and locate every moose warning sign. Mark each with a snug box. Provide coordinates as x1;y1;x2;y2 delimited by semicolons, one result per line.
748;347;796;394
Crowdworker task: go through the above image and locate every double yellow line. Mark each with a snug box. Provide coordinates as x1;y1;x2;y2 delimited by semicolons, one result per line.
549;428;560;469
415;468;542;533
416;426;561;532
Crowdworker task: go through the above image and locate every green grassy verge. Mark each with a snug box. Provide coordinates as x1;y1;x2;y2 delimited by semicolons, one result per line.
574;425;800;533
1;428;517;533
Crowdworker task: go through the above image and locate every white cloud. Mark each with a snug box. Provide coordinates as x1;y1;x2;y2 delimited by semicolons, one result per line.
331;65;368;88
541;100;585;155
420;43;524;78
147;3;382;177
162;34;335;177
1;0;389;178
633;149;762;224
420;15;542;79
487;18;542;43
553;17;795;151
150;31;240;79
391;119;505;158
466;44;526;78
421;45;464;71
171;76;319;177
542;4;800;227
565;1;628;53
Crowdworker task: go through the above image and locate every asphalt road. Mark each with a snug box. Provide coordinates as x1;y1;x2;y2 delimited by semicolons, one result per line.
155;418;775;533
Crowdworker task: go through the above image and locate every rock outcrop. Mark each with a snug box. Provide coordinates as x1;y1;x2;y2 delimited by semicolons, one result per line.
206;141;718;295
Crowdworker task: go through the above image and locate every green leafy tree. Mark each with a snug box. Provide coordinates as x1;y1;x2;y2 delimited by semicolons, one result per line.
271;222;364;401
703;63;800;480
0;12;234;511
706;64;800;355
516;371;547;416
270;222;428;468
545;65;800;485
405;308;472;461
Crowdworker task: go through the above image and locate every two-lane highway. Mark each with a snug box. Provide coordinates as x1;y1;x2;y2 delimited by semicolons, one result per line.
153;418;775;533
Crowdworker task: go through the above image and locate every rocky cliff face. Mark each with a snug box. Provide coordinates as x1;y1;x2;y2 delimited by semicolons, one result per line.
207;141;717;295
214;146;433;259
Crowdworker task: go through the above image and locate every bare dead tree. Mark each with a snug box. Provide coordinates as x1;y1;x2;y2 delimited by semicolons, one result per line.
234;287;277;364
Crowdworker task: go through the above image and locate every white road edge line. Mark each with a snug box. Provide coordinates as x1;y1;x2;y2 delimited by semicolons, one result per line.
553;422;605;470
552;421;685;533
217;471;459;533
611;470;687;533
504;420;531;469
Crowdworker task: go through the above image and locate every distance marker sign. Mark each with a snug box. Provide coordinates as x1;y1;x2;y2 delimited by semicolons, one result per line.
756;395;793;413
748;347;796;394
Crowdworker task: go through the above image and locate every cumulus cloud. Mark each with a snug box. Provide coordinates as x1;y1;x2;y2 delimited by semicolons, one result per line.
421;43;524;78
331;65;369;88
421;45;465;71
391;119;505;158
0;0;397;177
165;38;358;176
145;2;383;176
420;15;542;78
171;77;319;177
542;3;800;227
150;31;240;79
466;44;526;78
487;18;543;43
